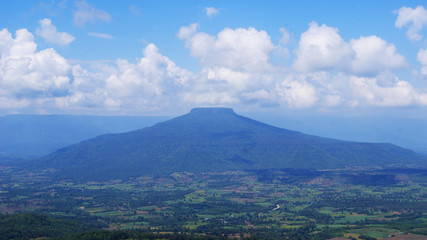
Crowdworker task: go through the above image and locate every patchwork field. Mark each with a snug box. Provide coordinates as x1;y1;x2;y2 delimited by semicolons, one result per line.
0;167;426;239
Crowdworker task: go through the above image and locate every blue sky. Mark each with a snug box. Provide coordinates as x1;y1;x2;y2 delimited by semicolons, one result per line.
1;0;427;117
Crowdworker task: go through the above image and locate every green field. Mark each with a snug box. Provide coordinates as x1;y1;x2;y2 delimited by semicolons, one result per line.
0;167;426;239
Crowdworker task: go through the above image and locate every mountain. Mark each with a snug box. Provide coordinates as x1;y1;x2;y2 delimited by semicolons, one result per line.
0;114;169;160
31;108;425;180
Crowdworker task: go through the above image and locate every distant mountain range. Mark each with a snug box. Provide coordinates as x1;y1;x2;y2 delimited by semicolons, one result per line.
0;115;169;160
249;113;427;156
29;108;425;181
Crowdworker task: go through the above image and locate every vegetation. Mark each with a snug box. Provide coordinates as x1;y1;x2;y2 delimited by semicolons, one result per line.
0;213;102;240
0;166;426;239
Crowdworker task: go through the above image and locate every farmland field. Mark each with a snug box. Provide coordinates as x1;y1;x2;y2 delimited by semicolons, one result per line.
0;167;426;239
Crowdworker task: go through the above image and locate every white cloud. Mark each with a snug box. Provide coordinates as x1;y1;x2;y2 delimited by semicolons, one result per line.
177;23;199;40
0;28;13;55
88;32;114;39
349;76;427;106
205;7;219;18
36;18;75;46
178;24;276;72
38;43;195;114
177;24;283;107
1;23;427;114
203;67;252;91
241;89;271;101
294;22;353;72
180;67;280;108
175;23;427;110
0;27;195;113
181;91;237;105
395;6;427;41
276;76;318;109
73;0;111;28
294;22;408;76
9;29;37;57
0;97;29;109
0;28;72;100
279;28;290;45
350;36;407;75
417;48;427;65
101;43;192;110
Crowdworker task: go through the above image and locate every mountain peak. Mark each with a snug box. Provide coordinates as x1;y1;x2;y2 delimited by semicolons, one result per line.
189;107;235;115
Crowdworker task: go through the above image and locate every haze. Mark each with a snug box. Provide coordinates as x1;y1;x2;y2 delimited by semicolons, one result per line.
1;1;427;154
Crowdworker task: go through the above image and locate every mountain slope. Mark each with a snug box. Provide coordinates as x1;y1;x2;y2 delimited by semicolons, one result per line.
33;108;425;180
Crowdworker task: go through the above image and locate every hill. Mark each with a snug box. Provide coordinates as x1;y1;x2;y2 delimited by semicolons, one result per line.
31;108;425;180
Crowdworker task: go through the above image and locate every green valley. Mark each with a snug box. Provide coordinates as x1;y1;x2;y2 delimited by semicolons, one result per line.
0;167;426;239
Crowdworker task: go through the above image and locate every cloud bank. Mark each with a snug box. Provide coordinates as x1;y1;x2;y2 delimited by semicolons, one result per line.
0;17;427;114
294;22;407;75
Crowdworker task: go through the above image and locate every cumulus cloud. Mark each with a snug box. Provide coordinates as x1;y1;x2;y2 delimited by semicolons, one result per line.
73;0;111;28
180;67;280;107
205;7;219;18
178;23;276;72
395;6;427;41
53;44;193;113
0;27;195;113
174;23;427;110
1;22;427;114
0;28;13;55
349;76;427;106
350;36;407;75
101;43;192;110
276;77;318;108
88;32;114;39
0;28;72;101
294;22;407;76
294;22;353;72
176;23;199;40
176;24;284;107
36;18;75;46
271;72;427;109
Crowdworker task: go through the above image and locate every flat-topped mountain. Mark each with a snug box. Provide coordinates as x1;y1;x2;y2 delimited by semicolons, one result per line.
32;108;425;180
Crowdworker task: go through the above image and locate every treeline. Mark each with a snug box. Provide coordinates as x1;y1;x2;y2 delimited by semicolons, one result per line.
0;213;343;240
0;213;103;240
71;226;342;240
69;230;224;240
